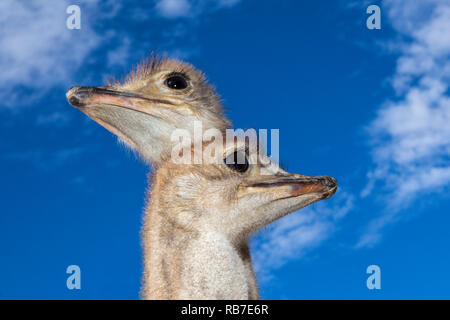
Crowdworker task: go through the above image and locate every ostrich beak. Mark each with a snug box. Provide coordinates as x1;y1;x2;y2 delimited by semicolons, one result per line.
66;86;174;116
65;86;183;162
239;175;337;200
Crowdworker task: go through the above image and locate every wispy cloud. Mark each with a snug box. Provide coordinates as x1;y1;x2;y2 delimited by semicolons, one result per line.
36;111;72;127
107;37;132;68
0;0;103;108
155;0;241;19
0;0;243;110
3;147;86;171
156;0;192;18
359;0;450;247
252;191;354;280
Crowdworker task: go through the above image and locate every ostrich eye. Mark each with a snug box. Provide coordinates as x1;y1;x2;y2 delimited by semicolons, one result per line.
164;75;188;90
224;151;249;173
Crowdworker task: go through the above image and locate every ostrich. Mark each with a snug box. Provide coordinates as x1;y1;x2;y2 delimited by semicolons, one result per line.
66;56;337;299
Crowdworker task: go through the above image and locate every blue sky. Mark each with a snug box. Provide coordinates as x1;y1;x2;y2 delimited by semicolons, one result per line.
1;0;449;299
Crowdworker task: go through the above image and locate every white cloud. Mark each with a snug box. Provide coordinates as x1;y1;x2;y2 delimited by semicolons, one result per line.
155;0;241;19
107;37;131;67
359;0;450;247
0;0;102;108
156;0;192;18
252;192;354;280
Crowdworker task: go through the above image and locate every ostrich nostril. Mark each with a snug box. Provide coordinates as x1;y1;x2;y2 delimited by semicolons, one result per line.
69;95;82;107
66;86;90;107
323;176;337;189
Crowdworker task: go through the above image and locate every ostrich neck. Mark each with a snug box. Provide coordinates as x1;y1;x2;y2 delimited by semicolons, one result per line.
140;187;259;300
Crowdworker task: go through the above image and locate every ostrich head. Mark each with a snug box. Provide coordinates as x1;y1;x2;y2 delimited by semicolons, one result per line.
66;55;230;163
148;137;338;241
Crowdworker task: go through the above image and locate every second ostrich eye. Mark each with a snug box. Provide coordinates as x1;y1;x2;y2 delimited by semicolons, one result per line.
164;75;188;90
224;151;249;173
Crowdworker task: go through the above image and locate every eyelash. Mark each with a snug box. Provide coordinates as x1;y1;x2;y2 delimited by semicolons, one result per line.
166;71;190;81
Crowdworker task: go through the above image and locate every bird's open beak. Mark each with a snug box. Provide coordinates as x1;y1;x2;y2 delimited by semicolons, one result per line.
66;86;174;116
238;175;337;201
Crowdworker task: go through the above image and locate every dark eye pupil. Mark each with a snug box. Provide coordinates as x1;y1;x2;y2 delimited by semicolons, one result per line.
164;75;188;90
225;151;249;173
